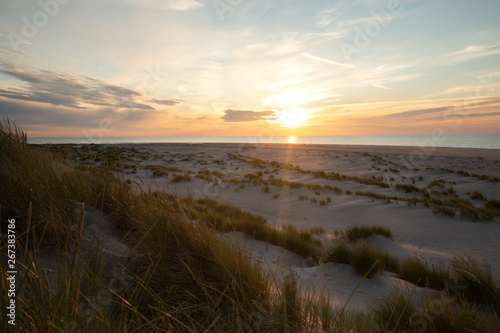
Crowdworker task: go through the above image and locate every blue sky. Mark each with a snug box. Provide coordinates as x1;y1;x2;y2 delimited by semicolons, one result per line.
0;0;499;137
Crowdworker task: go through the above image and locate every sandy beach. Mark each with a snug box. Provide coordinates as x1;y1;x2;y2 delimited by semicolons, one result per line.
104;142;500;310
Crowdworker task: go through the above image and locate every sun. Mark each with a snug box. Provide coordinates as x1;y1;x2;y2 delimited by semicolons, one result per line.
272;107;309;128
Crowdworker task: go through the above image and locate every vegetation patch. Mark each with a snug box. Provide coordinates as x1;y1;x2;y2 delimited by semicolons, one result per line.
395;184;421;193
344;225;394;242
170;174;192;183
398;257;450;290
326;242;399;279
179;197;323;260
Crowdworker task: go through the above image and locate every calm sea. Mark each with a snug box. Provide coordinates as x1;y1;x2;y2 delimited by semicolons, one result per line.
28;135;500;150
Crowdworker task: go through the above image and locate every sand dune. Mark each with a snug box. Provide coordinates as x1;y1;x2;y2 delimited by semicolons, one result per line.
116;143;500;310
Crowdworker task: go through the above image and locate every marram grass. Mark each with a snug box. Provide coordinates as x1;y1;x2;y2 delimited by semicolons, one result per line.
0;119;499;332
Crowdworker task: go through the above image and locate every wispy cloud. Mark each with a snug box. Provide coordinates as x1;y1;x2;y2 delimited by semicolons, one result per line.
151;98;184;106
122;0;204;11
221;109;277;122
379;106;452;119
0;98;158;129
431;43;500;67
302;53;354;69
0;60;181;110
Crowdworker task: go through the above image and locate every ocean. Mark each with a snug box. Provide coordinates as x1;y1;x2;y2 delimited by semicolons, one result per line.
28;134;500;150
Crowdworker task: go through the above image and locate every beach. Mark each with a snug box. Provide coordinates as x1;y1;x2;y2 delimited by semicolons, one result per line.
107;142;500;309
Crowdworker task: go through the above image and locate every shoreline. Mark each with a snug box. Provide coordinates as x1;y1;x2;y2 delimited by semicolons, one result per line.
115;142;500;160
36;141;500;159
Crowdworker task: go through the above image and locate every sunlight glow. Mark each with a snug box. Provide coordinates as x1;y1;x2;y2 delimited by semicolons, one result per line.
271;107;309;128
278;93;306;107
288;136;296;144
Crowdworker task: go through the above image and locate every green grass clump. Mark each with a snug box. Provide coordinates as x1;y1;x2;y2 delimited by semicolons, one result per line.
398;257;450;290
428;179;446;188
470;190;485;201
371;294;417;332
146;164;182;173
326;242;398;279
152;168;168;177
345;225;394;242
326;242;351;264
181;198;322;260
372;293;500;333
451;255;500;312
350;243;384;278
170;173;192;183
309;226;326;234
487;198;500;209
395;184;421;193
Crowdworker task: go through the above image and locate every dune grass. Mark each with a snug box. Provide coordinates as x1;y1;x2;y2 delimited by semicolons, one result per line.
451;254;500;312
170;173;192;183
178;197;323;260
326;242;399;279
371;293;500;333
1;119;499;332
0;120;272;331
344;225;394;242
398;257;451;290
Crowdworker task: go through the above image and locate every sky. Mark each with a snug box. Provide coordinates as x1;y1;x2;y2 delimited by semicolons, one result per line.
0;0;499;138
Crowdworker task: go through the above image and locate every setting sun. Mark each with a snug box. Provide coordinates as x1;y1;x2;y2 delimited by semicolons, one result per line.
271;107;309;128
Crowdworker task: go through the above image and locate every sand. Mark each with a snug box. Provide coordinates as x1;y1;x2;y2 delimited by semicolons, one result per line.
115;142;500;310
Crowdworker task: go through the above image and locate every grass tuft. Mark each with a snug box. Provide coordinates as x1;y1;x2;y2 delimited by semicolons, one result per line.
344;225;394;242
451;254;500;312
398;257;450;290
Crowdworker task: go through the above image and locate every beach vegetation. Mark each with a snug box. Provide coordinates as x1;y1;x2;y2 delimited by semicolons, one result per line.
325;242;398;279
395;184;421;193
371;293;499;333
451;255;500;312
433;206;456;217
470;190;485;201
398;257;450;290
344;225;394;241
428;179;446;188
170;173;192;183
1;120;499;332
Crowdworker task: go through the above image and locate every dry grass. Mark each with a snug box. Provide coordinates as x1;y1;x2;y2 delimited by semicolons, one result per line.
1;119;499;332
